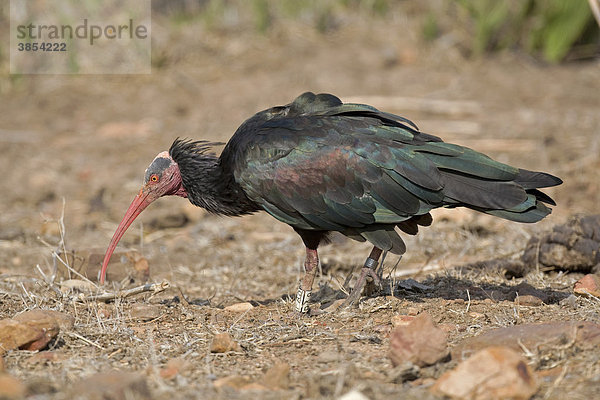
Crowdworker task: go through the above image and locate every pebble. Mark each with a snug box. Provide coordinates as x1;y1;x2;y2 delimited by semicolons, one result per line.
130;304;161;321
391;315;415;328
59;279;98;294
574;274;600;297
559;294;578;308
338;390;371;400
159;357;188;380
515;294;544;306
210;332;242;353
432;346;538;400
0;374;26;399
223;302;254;313
389;312;449;367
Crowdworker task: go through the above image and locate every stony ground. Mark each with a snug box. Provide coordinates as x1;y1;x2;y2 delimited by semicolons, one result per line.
1;9;600;400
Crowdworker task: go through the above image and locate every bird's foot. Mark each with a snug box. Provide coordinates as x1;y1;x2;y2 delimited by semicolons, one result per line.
342;266;382;309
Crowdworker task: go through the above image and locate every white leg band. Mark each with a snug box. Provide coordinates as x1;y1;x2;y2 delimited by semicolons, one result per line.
295;286;312;313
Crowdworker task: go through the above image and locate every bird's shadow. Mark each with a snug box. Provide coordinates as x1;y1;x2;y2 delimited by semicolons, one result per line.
309;272;571;309
174;267;572;310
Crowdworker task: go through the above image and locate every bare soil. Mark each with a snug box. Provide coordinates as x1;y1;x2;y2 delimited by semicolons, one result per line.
1;12;599;400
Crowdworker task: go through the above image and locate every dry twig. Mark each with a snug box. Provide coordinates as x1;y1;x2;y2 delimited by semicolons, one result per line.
84;280;171;302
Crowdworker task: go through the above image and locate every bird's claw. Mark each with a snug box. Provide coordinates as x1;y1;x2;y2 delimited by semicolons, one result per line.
342;266;383;308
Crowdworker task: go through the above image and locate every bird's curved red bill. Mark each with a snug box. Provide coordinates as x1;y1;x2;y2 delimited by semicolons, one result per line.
99;191;151;284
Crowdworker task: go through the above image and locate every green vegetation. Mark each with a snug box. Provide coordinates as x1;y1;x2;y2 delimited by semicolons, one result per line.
454;0;599;62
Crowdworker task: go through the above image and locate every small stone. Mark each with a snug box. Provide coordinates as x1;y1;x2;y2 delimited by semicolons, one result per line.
406;307;420;316
260;362;290;390
574;274;600;297
559;294;578;308
515;295;543;306
432;346;538;400
223;302;254;313
338;389;371;400
391;315;415;328
159;358;188;380
210;332;242;353
389;312;449;367
0;374;26;399
60;279;98;294
130;304;161;321
213;375;251;389
69;371;150;400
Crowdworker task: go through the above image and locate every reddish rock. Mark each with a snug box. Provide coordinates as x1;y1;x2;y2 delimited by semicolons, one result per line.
574;274;600;297
389;312;449;367
0;319;46;351
432;346;538;400
210;332;242;353
159;358;188;380
16;309;74;331
452;321;600;361
129;304;161;321
515;295;544;306
13;310;67;351
0;310;71;353
0;374;26;399
391;315;415;327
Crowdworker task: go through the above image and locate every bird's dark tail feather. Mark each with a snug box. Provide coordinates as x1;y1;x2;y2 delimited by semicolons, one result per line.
477;168;561;223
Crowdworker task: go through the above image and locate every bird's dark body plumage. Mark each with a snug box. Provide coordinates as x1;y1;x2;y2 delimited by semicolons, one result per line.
170;92;561;255
101;92;562;312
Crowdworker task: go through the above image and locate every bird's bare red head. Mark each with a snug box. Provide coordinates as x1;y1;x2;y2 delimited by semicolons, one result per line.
99;151;187;284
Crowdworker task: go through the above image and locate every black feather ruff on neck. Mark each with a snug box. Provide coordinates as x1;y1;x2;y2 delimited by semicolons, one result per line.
169;139;260;216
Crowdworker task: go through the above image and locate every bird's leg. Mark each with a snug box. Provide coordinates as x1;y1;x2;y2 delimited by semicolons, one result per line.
343;246;383;308
296;247;319;314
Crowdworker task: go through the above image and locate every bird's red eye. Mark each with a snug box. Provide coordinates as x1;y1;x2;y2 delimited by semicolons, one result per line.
150;174;159;183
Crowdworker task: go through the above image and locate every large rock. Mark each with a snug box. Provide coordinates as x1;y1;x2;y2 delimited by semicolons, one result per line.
389;312;449;367
432;346;538;400
521;214;600;273
452;321;600;361
0;374;26;399
0;309;72;352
